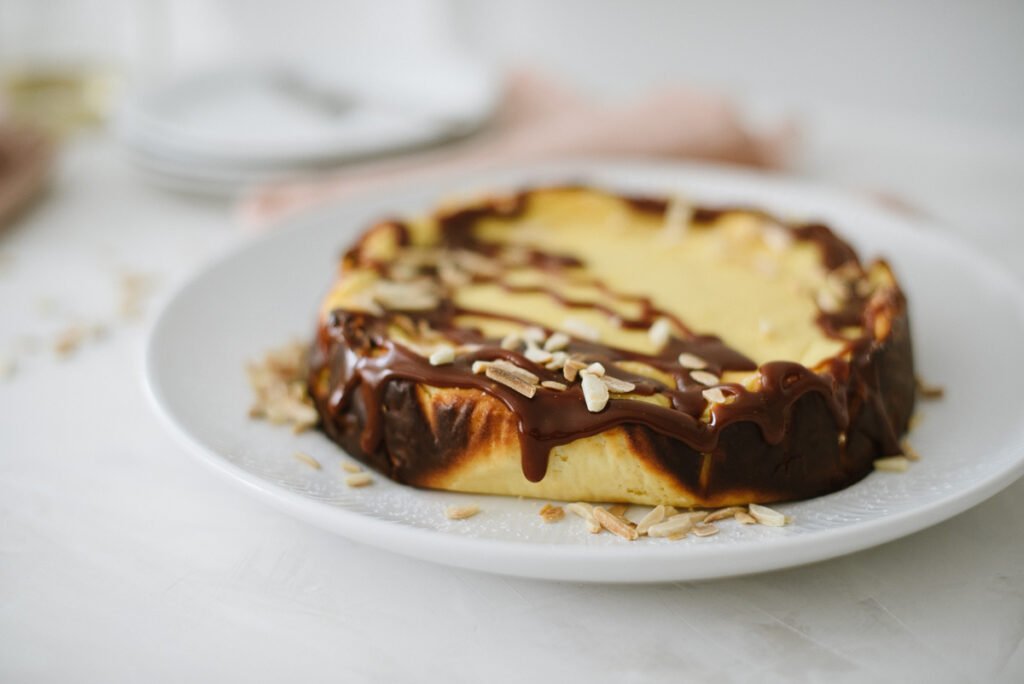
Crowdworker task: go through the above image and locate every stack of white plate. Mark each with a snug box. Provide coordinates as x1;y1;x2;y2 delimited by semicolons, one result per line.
116;56;499;196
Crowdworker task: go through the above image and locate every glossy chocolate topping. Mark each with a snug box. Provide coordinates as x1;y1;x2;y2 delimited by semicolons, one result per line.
312;187;905;483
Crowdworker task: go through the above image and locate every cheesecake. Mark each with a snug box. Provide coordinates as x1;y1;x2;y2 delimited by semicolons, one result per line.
308;186;915;506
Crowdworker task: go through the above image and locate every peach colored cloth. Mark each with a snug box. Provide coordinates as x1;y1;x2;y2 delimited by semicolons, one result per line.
239;71;792;229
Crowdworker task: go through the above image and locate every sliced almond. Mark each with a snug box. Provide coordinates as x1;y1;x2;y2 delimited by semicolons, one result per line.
648;318;672;350
900;440;922;462
445;504;480;520
677;352;708;370
345;472;373;488
874;456;909;473
581;373;609;412
562;318;600;341
490;359;540;384
690;370;720;386
735;511;757;525
916;377;944;399
545;351;568;371
748;503;787;526
703;506;746;523
539;503;565;523
544;332;570;352
500;333;521;351
693;522;719;537
485;365;538;398
636;505;667;535
524;345;553;364
341;462;362;473
541;380;568;391
593;507;639;541
471;360;491;374
702;387;729;404
647;515;694;538
608;503;628;518
522;326;547;344
583;362;606;377
563;358;587;382
601;375;636;393
428;345;455;366
567;501;601;533
293;452;321;470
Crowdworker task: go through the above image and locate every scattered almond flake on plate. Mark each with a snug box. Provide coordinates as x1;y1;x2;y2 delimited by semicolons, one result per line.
690;370;720;386
677;352;707;370
593;507;638;541
341;462;362;473
0;354;15;381
607;503;628;518
445;504;481;520
703;506;746;523
900;439;922;461
647;515;694;539
538;504;565;523
693;522;719;537
246;340;319;433
567;502;601;533
345;472;374;488
293;452;321;470
636;505;667;535
735;511;757;525
581;372;609;412
428;345;455;366
748;503;788;526
916;376;944;399
874;456;909;473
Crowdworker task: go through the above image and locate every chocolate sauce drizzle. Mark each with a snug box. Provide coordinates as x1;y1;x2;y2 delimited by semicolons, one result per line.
313;187;899;483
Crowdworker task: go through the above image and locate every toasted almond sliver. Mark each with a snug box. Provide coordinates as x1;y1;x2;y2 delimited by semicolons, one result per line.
874;456;909;473
471;360;491;374
524;345;553;364
563;358;586;382
693;522;719;537
429;346;455;366
748;503;787;526
345;472;373;487
490;359;540;384
677;352;708;370
593;507;639;541
541;380;568;391
636;505;667;535
293;452;321;470
608;503;628;518
690;370;720;386
601;375;636;393
445;504;480;520
648;318;672;350
562;318;600;341
583;362;606;377
341;462;362;473
900;440;922;461
581;372;609;412
523;326;547;344
916;377;944;399
539;503;565;523
545;351;568;371
485;366;538;398
735;511;757;525
647;515;694;538
703;506;746;523
500;333;521;350
544;332;570;352
567;501;601;533
702;387;729;404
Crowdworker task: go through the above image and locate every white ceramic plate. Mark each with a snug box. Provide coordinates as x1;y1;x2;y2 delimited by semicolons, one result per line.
144;160;1024;583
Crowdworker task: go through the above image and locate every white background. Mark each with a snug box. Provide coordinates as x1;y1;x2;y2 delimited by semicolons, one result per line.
2;2;1024;682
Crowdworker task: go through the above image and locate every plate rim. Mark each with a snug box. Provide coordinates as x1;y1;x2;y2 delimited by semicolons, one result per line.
142;158;1024;582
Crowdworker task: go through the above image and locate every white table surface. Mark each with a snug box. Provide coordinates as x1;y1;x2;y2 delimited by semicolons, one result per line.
3;115;1024;683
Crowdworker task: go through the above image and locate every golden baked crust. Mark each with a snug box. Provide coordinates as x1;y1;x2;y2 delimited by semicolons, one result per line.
308;187;915;506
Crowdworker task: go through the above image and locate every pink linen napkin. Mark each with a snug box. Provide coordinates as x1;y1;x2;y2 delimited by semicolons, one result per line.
239;70;793;229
